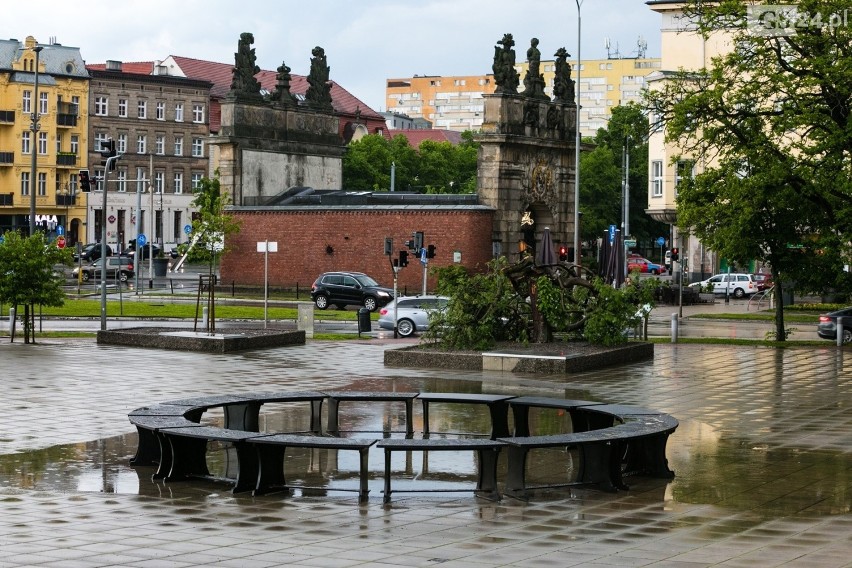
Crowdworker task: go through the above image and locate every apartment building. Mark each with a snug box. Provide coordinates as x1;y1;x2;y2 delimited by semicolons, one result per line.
0;36;89;244
385;56;660;137
85;61;212;253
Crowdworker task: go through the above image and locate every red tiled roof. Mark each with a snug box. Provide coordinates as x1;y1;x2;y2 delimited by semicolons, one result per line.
390;129;464;147
168;55;382;119
86;61;155;74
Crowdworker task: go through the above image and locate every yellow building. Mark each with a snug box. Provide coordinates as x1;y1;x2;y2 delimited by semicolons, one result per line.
645;1;733;278
0;36;89;245
385;56;660;136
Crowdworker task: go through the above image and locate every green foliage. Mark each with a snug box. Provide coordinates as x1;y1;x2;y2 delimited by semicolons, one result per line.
582;280;641;346
426;258;529;349
342;133;479;194
536;275;591;332
0;231;69;310
189;172;241;267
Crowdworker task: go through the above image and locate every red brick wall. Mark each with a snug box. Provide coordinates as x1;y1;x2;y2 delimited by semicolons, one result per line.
220;209;495;292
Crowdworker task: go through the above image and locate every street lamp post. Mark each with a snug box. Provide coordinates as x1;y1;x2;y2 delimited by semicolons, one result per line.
573;0;583;266
29;45;44;235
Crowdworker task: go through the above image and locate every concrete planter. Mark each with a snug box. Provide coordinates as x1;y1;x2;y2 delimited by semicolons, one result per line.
152;257;169;277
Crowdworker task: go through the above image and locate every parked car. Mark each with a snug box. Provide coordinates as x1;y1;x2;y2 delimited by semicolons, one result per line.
817;307;852;344
310;271;395;311
628;257;666;275
377;295;449;337
753;273;774;291
688;273;760;298
73;243;112;263
124;242;162;260
72;256;135;283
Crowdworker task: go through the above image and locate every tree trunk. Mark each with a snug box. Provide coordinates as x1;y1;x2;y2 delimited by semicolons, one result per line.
773;272;785;341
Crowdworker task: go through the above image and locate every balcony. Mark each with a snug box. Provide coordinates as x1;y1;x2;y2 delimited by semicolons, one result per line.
0;151;14;165
56;194;77;207
56;102;78;128
0;110;14;124
56;153;77;168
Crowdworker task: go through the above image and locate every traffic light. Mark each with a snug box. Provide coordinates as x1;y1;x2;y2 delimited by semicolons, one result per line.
413;231;424;252
558;245;568;262
427;244;436;259
405;239;414;251
79;169;91;192
399;250;409;267
384;237;393;256
671;248;679;262
100;139;117;171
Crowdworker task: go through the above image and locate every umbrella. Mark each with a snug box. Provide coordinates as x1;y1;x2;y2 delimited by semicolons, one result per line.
535;227;557;267
598;228;625;287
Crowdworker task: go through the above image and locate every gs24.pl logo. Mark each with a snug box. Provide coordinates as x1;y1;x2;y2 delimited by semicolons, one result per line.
747;4;850;36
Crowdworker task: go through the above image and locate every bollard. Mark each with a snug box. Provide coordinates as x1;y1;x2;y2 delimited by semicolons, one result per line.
9;307;15;334
671;313;678;343
838;316;846;347
297;303;315;339
202;306;208;329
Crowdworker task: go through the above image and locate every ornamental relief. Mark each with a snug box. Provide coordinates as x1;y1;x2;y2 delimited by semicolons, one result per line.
521;153;560;217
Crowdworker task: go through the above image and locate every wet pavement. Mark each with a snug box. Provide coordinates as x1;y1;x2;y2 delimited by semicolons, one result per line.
0;337;850;567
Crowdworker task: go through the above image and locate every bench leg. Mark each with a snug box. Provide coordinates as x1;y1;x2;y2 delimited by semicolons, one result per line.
476;448;501;500
404;399;414;437
163;434;209;482
310;400;324;435
152;431;171;480
625;433;675;479
358;447;370;503
326;398;341;435
503;446;530;500
511;406;531;437
231;442;259;494
254;445;288;495
489;401;511;439
421;401;431;438
578;442;618;492
382;448;392;504
130;427;160;467
224;402;261;432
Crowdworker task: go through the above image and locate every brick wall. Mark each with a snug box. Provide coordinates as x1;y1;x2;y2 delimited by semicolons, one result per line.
220;209;495;292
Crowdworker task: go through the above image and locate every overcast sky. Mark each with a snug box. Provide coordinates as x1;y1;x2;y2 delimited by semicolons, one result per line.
5;0;661;111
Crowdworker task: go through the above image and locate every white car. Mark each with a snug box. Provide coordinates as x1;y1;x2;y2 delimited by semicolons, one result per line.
377;295;449;337
689;273;760;298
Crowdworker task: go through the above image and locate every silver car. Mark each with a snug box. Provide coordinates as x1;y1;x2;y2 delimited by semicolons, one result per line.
377;295;449;337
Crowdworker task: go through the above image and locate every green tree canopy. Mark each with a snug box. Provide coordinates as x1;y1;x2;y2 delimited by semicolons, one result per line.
644;0;852;338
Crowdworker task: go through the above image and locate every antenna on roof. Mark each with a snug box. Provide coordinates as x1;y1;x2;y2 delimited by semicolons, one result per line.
637;36;648;59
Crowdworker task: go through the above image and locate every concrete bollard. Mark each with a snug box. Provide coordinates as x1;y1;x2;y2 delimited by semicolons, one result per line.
671;313;678;343
202;306;208;329
838;316;846;347
297;303;315;339
9;307;15;334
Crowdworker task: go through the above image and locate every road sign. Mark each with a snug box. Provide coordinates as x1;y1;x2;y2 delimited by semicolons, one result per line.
656;236;666;247
256;241;278;252
420;247;427;264
609;224;616;244
624;239;637;248
0;235;4;245
56;225;64;236
184;224;192;235
137;234;147;247
56;236;66;249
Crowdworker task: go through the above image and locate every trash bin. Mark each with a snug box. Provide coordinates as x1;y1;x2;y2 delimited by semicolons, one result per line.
357;308;371;335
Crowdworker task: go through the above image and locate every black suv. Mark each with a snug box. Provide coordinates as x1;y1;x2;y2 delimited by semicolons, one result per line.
310;271;395;311
74;243;112;263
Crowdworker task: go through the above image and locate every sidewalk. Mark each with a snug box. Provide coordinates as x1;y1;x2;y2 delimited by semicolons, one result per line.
0;338;849;567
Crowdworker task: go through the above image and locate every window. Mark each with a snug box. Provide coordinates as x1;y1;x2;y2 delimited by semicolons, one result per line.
155;171;164;193
651;160;663;197
156;102;165;120
117;170;127;192
70;173;78;193
38;172;46;196
21;172;30;196
72;96;80;110
117;133;127;153
173;171;183;194
174;136;183;156
70;135;79;155
191;172;203;189
118;99;127;117
155;135;165;155
22;131;31;154
191;138;204;157
136;134;146;154
95;132;109;152
675;160;694;193
137;100;147;119
22;90;31;113
174;103;183;122
136;167;146;193
38;132;47;155
95;96;108;116
39;92;48;115
192;104;205;123
173;211;182;242
55;135;62;154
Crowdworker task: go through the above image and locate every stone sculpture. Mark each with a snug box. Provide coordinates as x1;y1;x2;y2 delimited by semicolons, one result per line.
306;46;333;109
229;32;262;100
552;47;575;104
271;61;297;105
522;38;549;101
492;33;520;94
